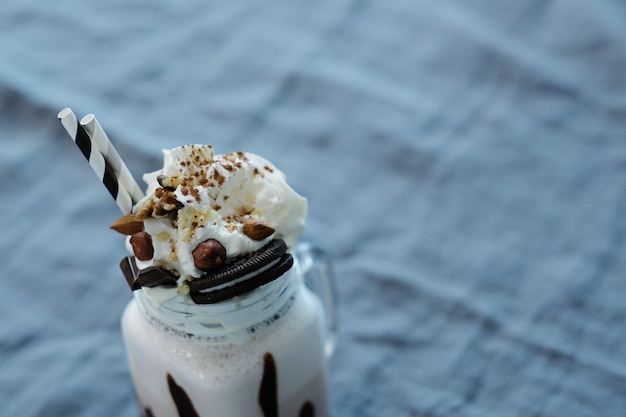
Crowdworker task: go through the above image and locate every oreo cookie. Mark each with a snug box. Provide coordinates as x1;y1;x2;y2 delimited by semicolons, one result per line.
189;239;293;304
190;253;293;304
189;239;288;292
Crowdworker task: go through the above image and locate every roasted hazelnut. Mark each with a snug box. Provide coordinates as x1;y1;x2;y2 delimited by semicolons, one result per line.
193;239;227;272
130;231;154;261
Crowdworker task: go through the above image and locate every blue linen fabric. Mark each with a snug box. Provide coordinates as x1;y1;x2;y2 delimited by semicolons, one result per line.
1;0;626;416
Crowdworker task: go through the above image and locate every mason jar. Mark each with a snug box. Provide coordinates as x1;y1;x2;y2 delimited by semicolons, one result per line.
121;243;337;417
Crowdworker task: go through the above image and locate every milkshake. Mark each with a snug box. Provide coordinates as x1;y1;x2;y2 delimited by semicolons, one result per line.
113;145;332;417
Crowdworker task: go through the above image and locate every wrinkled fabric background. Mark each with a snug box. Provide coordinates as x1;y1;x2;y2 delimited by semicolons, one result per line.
1;1;626;416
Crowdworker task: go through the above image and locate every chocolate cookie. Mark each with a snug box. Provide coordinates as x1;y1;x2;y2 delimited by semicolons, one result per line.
190;253;293;304
189;239;288;292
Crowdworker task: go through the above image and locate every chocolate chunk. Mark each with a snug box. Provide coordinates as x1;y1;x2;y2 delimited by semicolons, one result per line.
138;266;178;288
119;256;177;291
120;256;142;291
192;239;227;271
189;239;288;292
130;231;154;261
190;253;293;304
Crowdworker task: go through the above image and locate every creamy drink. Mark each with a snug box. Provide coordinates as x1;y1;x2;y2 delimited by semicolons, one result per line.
122;261;327;417
111;145;331;417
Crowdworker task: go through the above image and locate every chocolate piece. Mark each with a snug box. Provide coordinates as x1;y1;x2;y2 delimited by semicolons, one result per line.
189;239;288;292
259;352;278;417
243;221;275;241
110;213;144;235
120;256;178;291
167;373;200;417
192;239;227;271
138;266;178;288
190;253;293;304
130;231;154;261
120;256;142;291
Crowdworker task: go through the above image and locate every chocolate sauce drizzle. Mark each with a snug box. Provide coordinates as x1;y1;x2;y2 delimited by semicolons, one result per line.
259;352;316;417
167;373;200;417
259;352;279;417
142;354;316;417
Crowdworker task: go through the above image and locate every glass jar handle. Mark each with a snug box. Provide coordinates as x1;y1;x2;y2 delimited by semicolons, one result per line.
294;242;338;358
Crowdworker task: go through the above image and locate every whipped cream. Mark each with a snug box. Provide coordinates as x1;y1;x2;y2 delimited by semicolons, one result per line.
129;145;307;294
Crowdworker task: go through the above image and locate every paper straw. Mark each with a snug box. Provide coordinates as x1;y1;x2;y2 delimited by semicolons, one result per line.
80;114;145;204
58;108;133;214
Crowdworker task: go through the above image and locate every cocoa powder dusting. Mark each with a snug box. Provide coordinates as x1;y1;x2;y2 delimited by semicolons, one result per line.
212;169;225;186
190;188;201;202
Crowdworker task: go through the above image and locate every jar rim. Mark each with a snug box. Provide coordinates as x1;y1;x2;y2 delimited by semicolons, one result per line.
135;259;302;339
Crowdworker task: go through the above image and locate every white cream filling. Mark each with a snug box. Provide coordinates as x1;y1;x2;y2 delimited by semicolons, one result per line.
197;258;282;293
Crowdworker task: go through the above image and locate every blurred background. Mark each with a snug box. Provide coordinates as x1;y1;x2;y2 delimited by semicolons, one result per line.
1;1;626;416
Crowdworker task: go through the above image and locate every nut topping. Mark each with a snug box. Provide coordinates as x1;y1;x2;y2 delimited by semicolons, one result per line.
192;239;227;272
110;214;144;235
243;221;275;241
130;231;154;261
137;187;184;218
157;175;184;190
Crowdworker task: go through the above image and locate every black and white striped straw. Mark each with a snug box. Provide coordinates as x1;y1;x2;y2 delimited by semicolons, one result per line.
58;108;134;215
80;114;145;204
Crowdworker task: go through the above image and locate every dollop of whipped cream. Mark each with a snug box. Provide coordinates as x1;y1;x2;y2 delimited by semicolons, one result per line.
130;145;307;283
